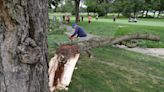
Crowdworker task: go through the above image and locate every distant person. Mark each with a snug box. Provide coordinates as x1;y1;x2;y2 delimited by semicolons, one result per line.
96;15;98;20
63;15;65;22
53;16;56;24
66;15;70;24
128;17;132;22
134;17;137;22
113;15;116;22
88;15;92;24
69;23;87;41
59;16;63;25
78;16;80;22
81;16;84;22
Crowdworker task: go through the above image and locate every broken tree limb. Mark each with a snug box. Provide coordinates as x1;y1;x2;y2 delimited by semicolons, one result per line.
76;33;160;51
48;33;160;91
49;45;80;91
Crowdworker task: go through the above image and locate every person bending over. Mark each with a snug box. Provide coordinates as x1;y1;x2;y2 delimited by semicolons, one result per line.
69;23;87;40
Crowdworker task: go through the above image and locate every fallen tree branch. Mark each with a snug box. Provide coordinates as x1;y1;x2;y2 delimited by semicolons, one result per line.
49;33;160;91
76;33;160;51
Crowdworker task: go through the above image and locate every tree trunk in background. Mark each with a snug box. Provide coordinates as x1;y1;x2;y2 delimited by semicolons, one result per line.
75;0;80;23
145;10;149;17
133;12;136;18
157;10;161;18
153;11;156;18
0;0;49;92
141;10;144;17
117;13;120;18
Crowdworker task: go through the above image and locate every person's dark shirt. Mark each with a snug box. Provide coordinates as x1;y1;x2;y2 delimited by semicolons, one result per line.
71;26;87;37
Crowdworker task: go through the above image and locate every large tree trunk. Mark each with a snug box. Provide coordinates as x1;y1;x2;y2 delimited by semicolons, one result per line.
75;0;80;23
0;0;49;92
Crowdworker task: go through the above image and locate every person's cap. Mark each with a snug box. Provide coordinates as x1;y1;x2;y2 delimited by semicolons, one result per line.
72;23;77;28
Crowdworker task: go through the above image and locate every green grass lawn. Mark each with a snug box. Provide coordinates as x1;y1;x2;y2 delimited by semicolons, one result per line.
48;14;164;92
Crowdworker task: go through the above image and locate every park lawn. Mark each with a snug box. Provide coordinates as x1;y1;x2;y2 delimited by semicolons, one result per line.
48;15;164;92
77;19;164;48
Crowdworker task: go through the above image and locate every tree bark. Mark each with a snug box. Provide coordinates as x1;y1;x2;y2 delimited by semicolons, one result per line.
75;0;80;23
0;0;49;92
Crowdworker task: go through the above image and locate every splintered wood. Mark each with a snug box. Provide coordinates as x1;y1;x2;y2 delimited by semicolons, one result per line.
49;44;80;91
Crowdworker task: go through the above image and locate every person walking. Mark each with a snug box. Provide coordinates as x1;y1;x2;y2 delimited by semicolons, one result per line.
88;15;92;24
81;16;84;22
66;15;70;24
113;15;116;22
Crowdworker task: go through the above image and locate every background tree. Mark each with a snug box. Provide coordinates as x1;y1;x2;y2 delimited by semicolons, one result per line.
0;0;49;92
157;0;164;18
85;0;97;15
112;0;124;17
56;0;74;13
75;0;80;23
85;0;111;16
116;0;144;17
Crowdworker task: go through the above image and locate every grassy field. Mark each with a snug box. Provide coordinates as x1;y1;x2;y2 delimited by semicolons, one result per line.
48;14;164;92
77;17;164;48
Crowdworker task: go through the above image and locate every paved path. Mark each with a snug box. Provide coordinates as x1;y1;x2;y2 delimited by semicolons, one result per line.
115;45;164;59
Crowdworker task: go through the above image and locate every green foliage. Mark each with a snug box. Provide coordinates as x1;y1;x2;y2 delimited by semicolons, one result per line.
113;0;144;17
112;0;164;18
48;17;67;35
56;0;75;13
96;3;110;16
85;0;111;16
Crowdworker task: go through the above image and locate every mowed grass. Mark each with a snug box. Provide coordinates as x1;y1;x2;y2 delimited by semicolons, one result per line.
48;14;164;92
59;46;164;92
77;18;164;48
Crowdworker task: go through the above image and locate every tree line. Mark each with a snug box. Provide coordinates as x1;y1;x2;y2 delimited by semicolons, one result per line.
49;0;164;18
